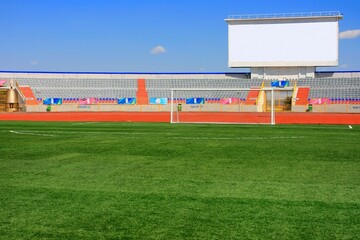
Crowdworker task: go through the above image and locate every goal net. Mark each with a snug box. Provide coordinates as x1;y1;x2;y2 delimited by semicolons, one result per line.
170;88;276;124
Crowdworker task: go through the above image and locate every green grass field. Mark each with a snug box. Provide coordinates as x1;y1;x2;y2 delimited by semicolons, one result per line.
0;121;359;239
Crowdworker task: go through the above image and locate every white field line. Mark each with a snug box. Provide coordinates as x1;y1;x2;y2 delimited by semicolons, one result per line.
7;129;306;140
8;130;176;135
173;136;306;140
9;130;57;137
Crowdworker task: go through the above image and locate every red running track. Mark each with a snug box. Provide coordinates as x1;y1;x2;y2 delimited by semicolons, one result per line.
0;112;360;124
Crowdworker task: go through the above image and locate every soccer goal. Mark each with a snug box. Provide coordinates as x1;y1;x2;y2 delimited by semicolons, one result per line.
170;88;276;125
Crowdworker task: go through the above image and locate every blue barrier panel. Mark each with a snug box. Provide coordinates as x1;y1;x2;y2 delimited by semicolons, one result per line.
43;98;62;105
53;98;62;105
271;80;289;88
43;98;52;105
150;98;168;104
186;98;204;104
118;98;136;104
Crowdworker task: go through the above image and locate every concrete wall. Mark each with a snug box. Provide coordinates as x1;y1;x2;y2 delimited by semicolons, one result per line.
26;103;360;113
292;104;360;113
26;104;258;113
312;104;360;113
315;71;360;78
252;67;315;79
26;104;171;112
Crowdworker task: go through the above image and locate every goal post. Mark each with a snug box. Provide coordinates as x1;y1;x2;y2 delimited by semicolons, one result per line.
170;88;276;125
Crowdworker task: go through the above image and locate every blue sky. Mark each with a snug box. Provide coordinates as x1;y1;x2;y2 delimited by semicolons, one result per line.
0;0;359;73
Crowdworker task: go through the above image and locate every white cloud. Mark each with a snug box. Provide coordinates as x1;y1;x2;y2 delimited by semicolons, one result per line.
150;45;166;54
30;60;39;65
339;29;360;39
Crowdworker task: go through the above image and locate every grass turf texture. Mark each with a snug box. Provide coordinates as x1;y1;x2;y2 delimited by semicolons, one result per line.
0;121;359;239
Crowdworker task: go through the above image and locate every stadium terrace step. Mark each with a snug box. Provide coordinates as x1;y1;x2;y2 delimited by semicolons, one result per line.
136;79;149;105
19;86;38;105
295;87;310;105
245;88;260;105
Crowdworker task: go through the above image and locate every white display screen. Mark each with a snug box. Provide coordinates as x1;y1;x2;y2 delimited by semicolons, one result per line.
228;20;339;67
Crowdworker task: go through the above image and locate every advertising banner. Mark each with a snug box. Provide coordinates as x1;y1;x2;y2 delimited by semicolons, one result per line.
271;80;289;88
79;98;98;105
43;98;62;105
118;98;136;104
310;98;331;105
186;98;204;104
220;98;240;104
150;98;168;104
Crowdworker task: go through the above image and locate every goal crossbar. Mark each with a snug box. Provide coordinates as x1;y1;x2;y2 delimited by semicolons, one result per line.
170;88;280;125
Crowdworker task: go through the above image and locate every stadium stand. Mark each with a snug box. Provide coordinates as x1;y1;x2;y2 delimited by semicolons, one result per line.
297;77;360;101
146;78;260;98
0;76;358;100
0;74;359;113
14;78;138;99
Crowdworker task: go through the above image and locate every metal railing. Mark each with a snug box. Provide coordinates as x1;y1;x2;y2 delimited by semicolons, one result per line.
227;11;342;20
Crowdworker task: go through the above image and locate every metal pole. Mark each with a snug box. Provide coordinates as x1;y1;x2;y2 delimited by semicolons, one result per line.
170;90;174;123
271;89;275;125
